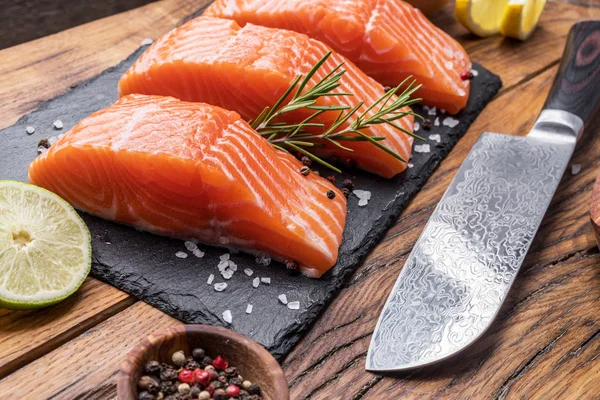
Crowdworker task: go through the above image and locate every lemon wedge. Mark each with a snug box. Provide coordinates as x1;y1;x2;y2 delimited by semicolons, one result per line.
500;0;547;40
455;0;511;37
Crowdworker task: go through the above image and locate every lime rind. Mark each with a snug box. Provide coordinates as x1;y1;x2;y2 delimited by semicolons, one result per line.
0;180;91;310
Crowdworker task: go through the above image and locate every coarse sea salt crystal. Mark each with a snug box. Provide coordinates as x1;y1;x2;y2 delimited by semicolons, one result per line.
428;106;437;116
429;134;441;143
408;163;414;168
140;38;153;46
442;117;460;128
471;69;479;77
414;121;420;132
175;251;188;259
25;126;35;135
228;261;237;272
287;301;300;310
261;277;271;284
214;282;227;292
434;117;440;127
353;190;372;207
192;248;205;258
218;260;230;272
571;164;581;175
222;310;232;323
184;241;197;251
246;304;253;314
244;268;254;276
53;120;63;129
221;269;234;280
220;253;230;261
207;274;214;285
414;144;431;153
278;294;288;304
252;277;260;288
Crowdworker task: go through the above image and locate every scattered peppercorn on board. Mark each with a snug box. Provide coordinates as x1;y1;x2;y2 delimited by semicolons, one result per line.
0;43;501;358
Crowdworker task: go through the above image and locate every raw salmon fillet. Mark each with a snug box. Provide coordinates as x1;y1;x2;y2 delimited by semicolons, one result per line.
28;94;347;278
118;17;414;179
204;0;472;114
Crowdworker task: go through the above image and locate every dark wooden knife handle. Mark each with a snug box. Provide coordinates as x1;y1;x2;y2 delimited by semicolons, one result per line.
543;20;600;126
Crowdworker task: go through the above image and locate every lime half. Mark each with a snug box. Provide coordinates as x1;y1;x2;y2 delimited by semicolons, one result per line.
0;181;91;310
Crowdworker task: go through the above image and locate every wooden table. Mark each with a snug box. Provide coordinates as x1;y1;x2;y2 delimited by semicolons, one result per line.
1;1;599;398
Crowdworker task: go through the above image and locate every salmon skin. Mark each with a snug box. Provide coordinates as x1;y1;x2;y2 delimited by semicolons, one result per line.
28;94;347;278
118;17;414;179
204;0;472;114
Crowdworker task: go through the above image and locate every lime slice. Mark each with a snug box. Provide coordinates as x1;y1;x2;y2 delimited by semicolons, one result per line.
500;0;547;41
0;181;91;310
455;0;511;37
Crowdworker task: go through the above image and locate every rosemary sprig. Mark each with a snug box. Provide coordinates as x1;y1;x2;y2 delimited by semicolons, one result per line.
250;52;422;173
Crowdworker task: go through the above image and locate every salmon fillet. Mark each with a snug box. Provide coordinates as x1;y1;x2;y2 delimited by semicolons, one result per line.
204;0;472;114
28;94;347;278
118;17;414;179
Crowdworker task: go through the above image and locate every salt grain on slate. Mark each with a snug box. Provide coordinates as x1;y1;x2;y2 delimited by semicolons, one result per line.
140;38;154;46
207;274;214;285
408;163;414;168
218;260;230;272
175;251;188;259
571;164;581;175
428;106;437;116
244;268;254;276
261;277;271;284
229;261;237;272
252;277;260;288
53;120;63;129
442;117;460;128
220;253;230;261
184;241;198;251
278;294;288;304
246;304;253;314
221;269;234;280
287;301;300;310
48;136;58;145
429;134;441;143
414;144;431;153
353;190;372;207
25;126;35;135
223;310;232;323
434;117;440;126
414;121;420;132
214;282;227;292
192;248;205;258
471;69;479;77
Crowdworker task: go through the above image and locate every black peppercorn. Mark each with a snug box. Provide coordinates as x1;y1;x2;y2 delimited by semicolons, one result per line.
38;138;50;149
326;190;336;199
422;118;433;130
229;376;243;387
211;381;224;390
300;166;310;176
285;260;299;275
192;348;206;361
190;385;202;398
161;381;178;395
138;375;159;391
247;395;261;400
144;360;162;376
138;391;156;400
160;367;178;382
200;356;212;367
213;389;228;400
468;71;475;80
224;366;238;378
247;384;261;395
185;359;200;370
208;369;219;381
341;188;350;198
342;179;354;190
301;156;312;166
218;375;228;384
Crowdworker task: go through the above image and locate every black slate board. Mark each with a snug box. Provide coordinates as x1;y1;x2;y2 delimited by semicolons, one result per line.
0;47;501;359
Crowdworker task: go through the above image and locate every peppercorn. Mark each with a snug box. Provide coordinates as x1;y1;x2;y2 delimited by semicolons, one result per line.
285;260;299;275
422;119;433;130
190;385;202;399
229;376;243;387
178;383;191;394
172;350;186;367
38;138;50;149
211;381;224;390
300;166;310;176
212;356;228;370
342;179;354;190
138;376;160;392
155;392;164;400
164;396;178;400
161;367;179;381
145;360;162;376
242;381;253;390
213;389;228;400
193;369;211;386
185;359;200;370
326;190;336;199
326;175;336;184
226;385;241;397
247;384;261;395
224;366;238;378
161;381;178;395
192;348;206;361
201;356;213;368
208;369;219;381
301;156;312;166
205;384;216;395
198;391;211;400
218;375;228;385
238;390;250;400
139;391;156;400
247;395;261;400
341;188;351;198
179;369;194;384
460;71;473;81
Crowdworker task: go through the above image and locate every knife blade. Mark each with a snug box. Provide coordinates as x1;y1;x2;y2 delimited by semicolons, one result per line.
367;20;600;372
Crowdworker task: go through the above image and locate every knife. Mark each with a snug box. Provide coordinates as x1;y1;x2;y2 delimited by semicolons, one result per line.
367;20;600;372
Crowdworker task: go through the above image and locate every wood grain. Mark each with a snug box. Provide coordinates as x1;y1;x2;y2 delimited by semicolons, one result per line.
0;1;599;399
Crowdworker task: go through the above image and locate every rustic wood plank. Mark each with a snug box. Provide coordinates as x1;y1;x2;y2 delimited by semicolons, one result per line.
0;279;135;380
0;302;180;399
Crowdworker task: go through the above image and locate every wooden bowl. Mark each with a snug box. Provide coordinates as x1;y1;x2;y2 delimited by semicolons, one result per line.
117;325;289;400
591;172;600;248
